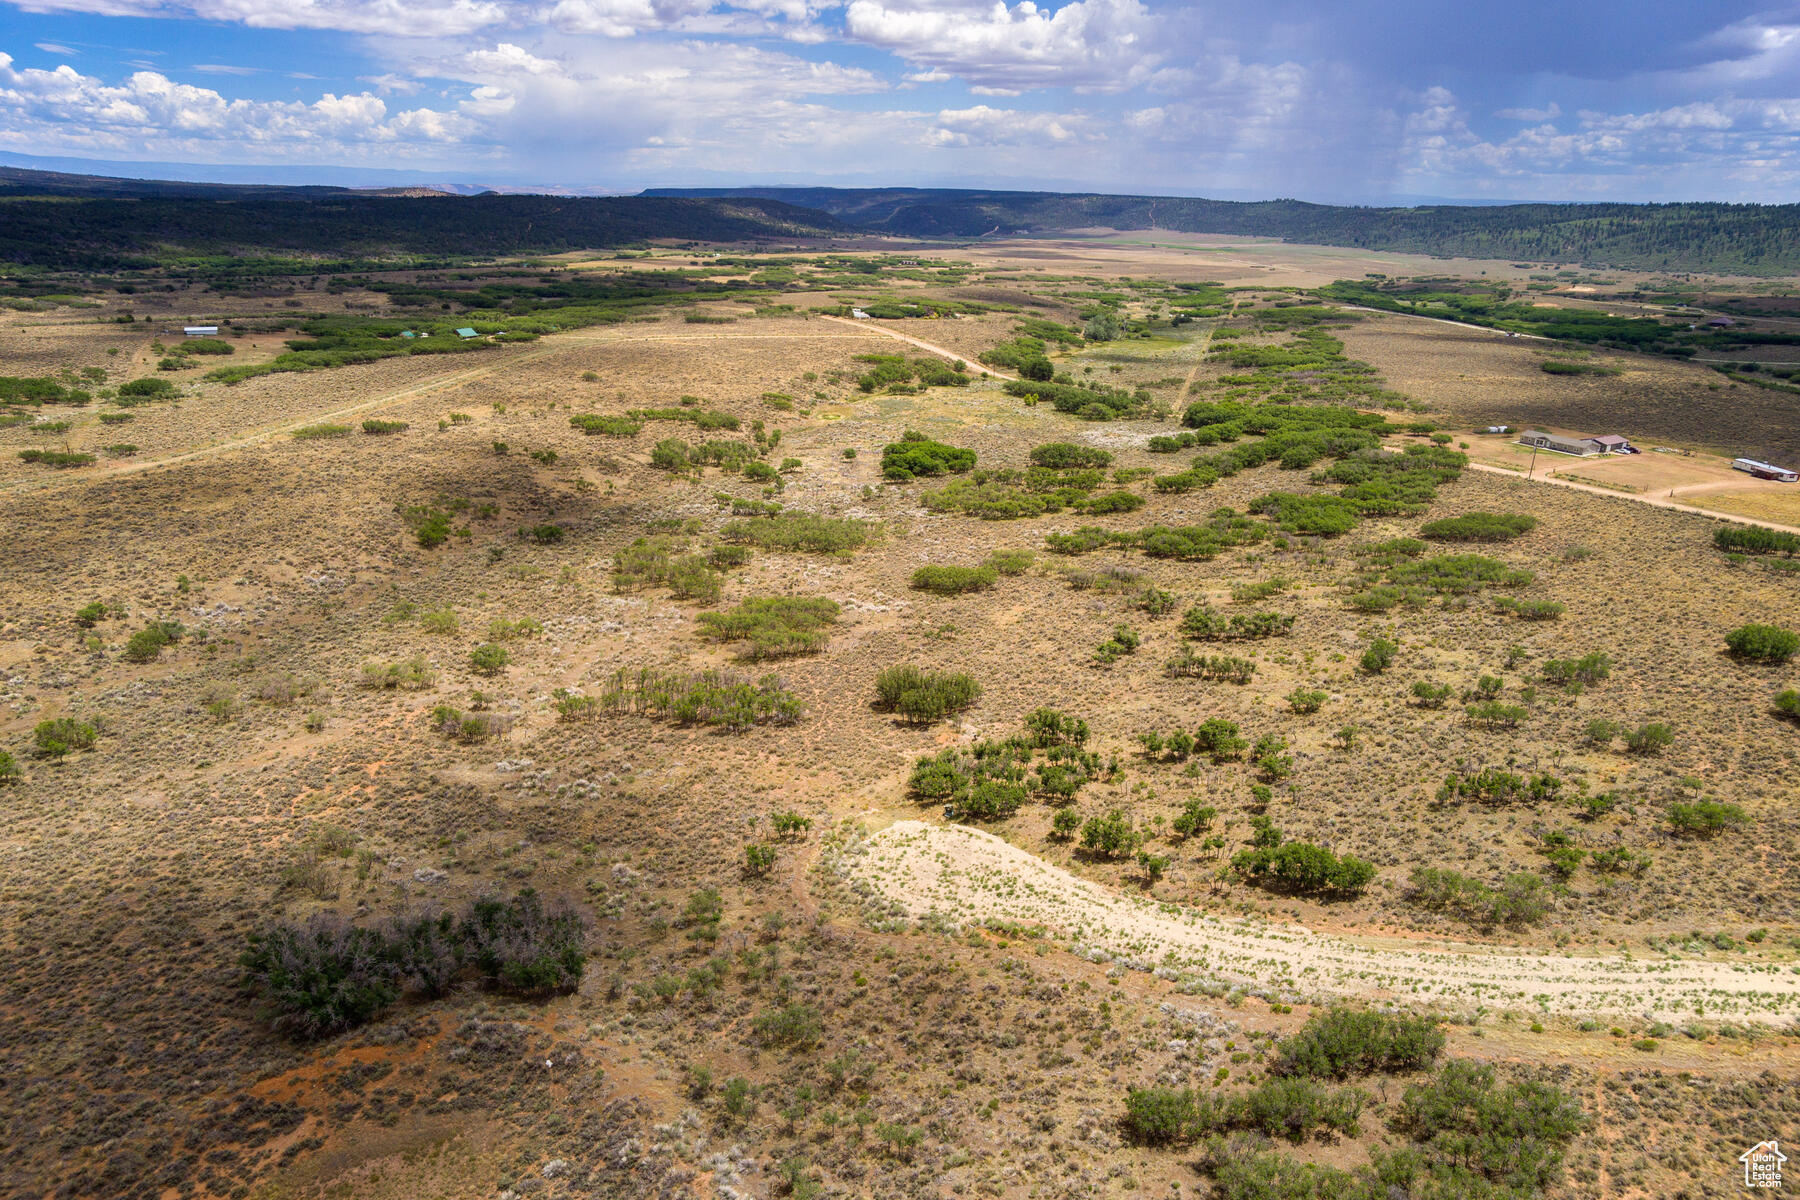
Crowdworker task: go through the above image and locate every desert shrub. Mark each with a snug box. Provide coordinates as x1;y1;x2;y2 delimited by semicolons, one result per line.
1410;680;1452;708
1286;687;1327;714
874;666;981;724
1164;648;1256;683
1251;492;1360;536
458;890;588;994
1275;1009;1445;1079
1092;624;1141;664
551;689;598;720
1668;799;1747;837
469;643;510;676
34;716;98;758
1123;1088;1198;1144
1233;834;1376;896
709;543;753;569
600;667;802;731
1419;512;1537;542
1359;637;1397;674
1437;768;1560;805
911;564;998;595
1623;722;1673;754
666;555;723;603
1726;623;1799;663
1588;847;1651;875
1124;1078;1365;1148
292;422;353;440
1237;1076;1366;1142
74;601;109;627
1077;490;1144;515
1231;577;1291;604
744;843;777;875
487;617;543;640
1138;586;1178;616
1193;717;1248;761
1396;1060;1588;1192
18;448;95;468
1464;700;1529;728
570;414;642;436
754;1003;823;1048
1379;553;1534;594
650;437;691;470
1045;526;1117;555
1025;707;1090;747
985;549;1035;575
959;778;1029;821
696;596;840;659
118;377;177;399
521;524;564;544
1777;688;1800;721
360;655;434;690
1714;524;1800;555
239;917;400;1039
881;430;976;480
123;620;184;663
1171;799;1216;838
722;513;875;554
1494;597;1565;620
1408;867;1551;928
1539;651;1611;685
1081;810;1138;858
361;418;408;434
611;538;721;601
1030;442;1112;469
98;412;133;425
1181;605;1294;640
0;750;19;783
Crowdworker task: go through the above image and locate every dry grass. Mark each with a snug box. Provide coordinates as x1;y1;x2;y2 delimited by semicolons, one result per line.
2;250;1798;1200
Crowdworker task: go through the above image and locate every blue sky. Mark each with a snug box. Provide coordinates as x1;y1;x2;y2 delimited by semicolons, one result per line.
2;0;1799;200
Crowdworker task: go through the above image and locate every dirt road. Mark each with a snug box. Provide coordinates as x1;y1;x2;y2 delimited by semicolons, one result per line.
815;314;1018;380
1467;460;1800;535
0;344;559;495
843;821;1800;1022
1342;305;1550;341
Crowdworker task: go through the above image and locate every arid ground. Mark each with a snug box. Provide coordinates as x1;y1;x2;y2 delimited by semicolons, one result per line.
2;239;1798;1199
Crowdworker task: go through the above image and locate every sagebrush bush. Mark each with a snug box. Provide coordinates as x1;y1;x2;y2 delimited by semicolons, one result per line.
240;916;400;1039
1726;623;1799;662
1274;1008;1445;1079
1419;512;1537;542
697;596;840;659
911;564;998;595
241;890;589;1038
34;716;98;758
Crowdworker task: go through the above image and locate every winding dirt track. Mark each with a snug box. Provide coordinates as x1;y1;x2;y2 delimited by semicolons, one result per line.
844;821;1800;1023
1465;461;1800;535
815;314;1018;379
0;345;560;496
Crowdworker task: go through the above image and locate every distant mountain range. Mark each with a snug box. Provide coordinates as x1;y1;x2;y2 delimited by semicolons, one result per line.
3;162;1798;274
647;186;1800;274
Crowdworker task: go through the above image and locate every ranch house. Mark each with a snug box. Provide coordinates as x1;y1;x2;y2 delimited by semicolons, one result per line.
1518;430;1597;456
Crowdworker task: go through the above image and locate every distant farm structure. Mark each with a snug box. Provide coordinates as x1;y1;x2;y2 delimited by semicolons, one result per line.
1518;429;1636;457
182;325;219;337
1733;457;1799;482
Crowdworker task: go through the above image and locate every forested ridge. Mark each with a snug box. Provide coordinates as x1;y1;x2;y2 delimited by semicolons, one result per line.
0;172;848;268
650;187;1800;274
